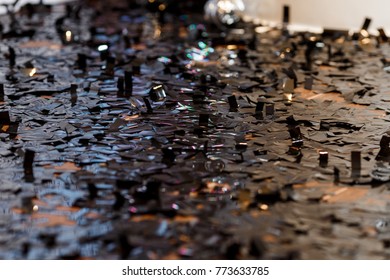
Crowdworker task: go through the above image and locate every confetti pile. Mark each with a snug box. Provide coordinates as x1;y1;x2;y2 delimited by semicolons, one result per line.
0;0;390;259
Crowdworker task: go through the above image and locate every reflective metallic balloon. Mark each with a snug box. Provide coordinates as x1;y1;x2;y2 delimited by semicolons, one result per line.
204;0;245;29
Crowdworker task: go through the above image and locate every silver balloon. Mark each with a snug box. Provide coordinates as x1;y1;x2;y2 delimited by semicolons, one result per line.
204;0;245;29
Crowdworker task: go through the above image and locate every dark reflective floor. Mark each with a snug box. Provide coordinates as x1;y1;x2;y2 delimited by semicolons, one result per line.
0;0;390;260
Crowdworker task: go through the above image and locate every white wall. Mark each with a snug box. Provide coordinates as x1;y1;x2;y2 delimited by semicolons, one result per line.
243;0;390;32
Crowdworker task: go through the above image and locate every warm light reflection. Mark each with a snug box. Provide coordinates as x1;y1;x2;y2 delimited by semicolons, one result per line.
154;26;161;39
1;125;9;132
255;26;271;34
122;114;140;121
259;204;269;211
284;93;293;103
227;44;238;50
29;68;37;77
205;181;231;194
360;29;369;38
361;37;371;45
33;205;39;212
65;30;72;42
335;37;345;44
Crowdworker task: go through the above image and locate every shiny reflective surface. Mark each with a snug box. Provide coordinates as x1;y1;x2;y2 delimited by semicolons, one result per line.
0;0;390;261
204;0;245;29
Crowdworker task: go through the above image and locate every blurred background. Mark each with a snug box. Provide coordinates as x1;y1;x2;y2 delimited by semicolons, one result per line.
2;0;390;33
242;0;390;33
